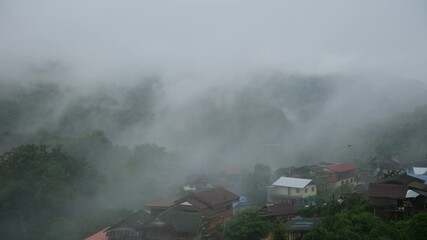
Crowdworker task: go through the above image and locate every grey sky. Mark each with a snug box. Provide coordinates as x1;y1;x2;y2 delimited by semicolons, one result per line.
1;0;426;81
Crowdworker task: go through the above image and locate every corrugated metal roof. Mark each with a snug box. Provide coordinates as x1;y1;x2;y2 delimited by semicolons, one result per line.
272;177;312;188
408;174;427;183
326;163;357;173
283;217;323;231
368;183;408;199
413;167;427;174
84;228;109;240
406;190;420;198
181;187;239;207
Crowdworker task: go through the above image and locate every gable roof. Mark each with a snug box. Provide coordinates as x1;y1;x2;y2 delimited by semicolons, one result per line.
151;208;206;234
368;183;408;199
177;187;239;207
106;210;152;231
379;174;424;185
84;228;108;240
408;174;427;183
413;167;427;174
259;202;297;217
272;177;312;188
326;163;357;173
144;197;179;209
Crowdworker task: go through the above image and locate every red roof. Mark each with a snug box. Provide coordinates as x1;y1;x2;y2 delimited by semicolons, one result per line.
326;163;357;173
84;228;108;240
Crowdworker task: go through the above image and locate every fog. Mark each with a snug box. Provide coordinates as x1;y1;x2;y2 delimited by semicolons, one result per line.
0;0;427;170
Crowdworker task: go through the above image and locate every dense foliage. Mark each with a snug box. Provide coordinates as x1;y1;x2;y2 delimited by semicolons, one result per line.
0;144;99;239
224;208;271;240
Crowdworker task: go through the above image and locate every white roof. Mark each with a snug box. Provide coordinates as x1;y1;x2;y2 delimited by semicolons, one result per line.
406;190;420;198
180;201;193;206
272;177;312;188
413;167;427;174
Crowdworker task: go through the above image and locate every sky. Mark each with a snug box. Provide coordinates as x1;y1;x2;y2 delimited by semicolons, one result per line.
1;0;427;81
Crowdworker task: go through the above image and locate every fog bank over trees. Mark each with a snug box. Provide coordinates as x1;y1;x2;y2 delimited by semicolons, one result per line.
1;70;427;170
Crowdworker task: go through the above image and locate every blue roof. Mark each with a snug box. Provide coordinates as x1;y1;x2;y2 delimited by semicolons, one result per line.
408;174;427;183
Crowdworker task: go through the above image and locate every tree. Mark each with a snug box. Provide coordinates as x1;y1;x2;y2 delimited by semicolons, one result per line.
392;212;427;240
0;144;99;240
241;163;272;205
224;208;271;240
303;207;397;240
271;224;286;240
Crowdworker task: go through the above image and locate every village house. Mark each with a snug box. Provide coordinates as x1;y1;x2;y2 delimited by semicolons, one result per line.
87;187;239;240
259;202;297;223
283;217;323;240
368;183;409;221
103;208;206;240
267;176;317;206
145;187;239;235
322;162;358;189
378;174;427;212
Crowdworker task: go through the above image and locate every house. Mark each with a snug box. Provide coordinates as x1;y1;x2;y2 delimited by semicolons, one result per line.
283;217;323;240
259;202;297;222
290;162;334;178
323;163;358;189
105;210;152;240
97;187;239;240
361;156;404;180
379;174;427;212
267;177;316;206
368;183;409;221
145;187;239;234
104;208;206;240
174;187;239;223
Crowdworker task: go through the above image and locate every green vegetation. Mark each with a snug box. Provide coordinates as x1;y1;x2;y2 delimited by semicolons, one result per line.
240;163;272;206
1;78;427;239
224;208;271;240
0;144;99;239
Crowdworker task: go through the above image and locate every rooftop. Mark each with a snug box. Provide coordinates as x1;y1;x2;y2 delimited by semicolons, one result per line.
272;177;313;188
413;167;427;175
179;187;239;207
84;228;108;240
368;183;408;199
283;217;323;231
259;202;297;217
326;163;358;173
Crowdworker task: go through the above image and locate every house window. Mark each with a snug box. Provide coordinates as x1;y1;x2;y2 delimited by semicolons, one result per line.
341;180;344;185
305;188;308;193
350;178;353;183
346;179;349;183
311;187;315;192
296;189;300;193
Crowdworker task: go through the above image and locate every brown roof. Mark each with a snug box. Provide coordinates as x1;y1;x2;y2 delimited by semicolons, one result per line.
379;174;424;185
106;210;152;231
177;187;239;207
145;197;179;209
259;203;297;217
368;183;408;199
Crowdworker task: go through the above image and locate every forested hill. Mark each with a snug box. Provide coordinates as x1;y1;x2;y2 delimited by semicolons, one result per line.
1;75;427;166
1;74;427;239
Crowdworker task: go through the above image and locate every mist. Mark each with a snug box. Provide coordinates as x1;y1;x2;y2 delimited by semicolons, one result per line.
1;1;427;238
